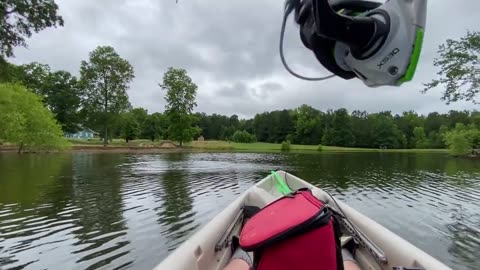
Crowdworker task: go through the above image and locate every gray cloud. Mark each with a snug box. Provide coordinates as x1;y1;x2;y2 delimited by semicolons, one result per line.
9;0;480;118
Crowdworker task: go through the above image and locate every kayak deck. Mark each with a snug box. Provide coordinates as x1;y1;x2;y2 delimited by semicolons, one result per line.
155;171;452;270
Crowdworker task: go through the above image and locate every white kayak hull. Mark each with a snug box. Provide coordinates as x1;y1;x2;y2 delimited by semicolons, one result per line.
155;171;452;270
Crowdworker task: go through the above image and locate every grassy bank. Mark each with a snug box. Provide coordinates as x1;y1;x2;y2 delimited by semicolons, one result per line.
23;139;446;154
187;141;448;153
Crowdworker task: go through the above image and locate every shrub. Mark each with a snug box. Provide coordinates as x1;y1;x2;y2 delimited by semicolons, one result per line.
317;144;323;152
281;140;291;152
231;130;256;143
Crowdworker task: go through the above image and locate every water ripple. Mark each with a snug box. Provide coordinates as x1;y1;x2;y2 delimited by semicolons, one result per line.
0;152;479;270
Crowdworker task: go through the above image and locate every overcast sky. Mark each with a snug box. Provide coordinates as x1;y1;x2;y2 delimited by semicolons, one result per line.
9;0;480;118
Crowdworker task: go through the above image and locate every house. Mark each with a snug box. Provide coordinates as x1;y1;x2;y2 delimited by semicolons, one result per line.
65;127;99;139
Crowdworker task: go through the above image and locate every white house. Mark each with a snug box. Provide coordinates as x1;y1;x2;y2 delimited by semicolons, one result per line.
65;127;99;139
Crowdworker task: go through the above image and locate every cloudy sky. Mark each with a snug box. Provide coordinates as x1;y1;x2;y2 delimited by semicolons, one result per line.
9;0;480;118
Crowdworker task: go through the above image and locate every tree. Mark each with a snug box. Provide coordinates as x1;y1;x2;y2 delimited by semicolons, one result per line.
143;112;167;141
43;71;82;133
80;46;134;146
369;112;403;149
120;112;140;143
231;130;256;143
394;111;424;148
131;107;148;138
424;112;447;135
447;110;470;129
444;124;471;156
17;62;51;95
295;105;322;145
0;57;21;82
160;67;200;146
423;31;480;104
0;83;68;152
0;0;64;57
427;130;445;149
329;108;354;147
15;63;82;133
351;110;370;148
413;127;429;149
444;124;480;156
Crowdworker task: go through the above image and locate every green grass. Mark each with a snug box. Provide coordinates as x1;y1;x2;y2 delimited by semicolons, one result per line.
68;138;167;147
68;139;449;153
189;141;448;153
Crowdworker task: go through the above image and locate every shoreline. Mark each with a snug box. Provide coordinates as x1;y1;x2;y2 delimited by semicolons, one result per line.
0;144;453;155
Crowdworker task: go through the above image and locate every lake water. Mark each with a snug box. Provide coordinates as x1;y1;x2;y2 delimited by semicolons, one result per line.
0;152;479;270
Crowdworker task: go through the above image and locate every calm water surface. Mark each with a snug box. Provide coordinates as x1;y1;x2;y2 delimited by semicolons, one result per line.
0;152;479;270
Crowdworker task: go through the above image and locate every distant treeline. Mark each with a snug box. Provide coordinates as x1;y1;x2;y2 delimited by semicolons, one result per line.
2;58;479;153
194;107;480;150
82;106;480;151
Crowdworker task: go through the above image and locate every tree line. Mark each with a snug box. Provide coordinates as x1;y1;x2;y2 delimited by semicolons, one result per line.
194;108;479;150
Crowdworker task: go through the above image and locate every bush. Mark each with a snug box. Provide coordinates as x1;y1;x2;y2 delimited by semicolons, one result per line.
231;130;256;143
444;124;480;156
445;132;471;156
317;144;323;152
281;140;291;152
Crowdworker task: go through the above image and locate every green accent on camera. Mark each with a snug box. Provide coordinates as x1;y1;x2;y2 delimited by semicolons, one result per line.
397;29;424;85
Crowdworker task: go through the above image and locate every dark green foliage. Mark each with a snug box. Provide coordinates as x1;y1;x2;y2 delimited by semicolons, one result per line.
369;112;403;149
0;0;64;57
0;57;21;82
317;145;323;152
281;141;291;152
80;46;134;145
160;67;200;146
231;130;256;143
120;112;140;143
394;111;424;148
294;105;322;145
41;70;82;133
444;124;480;156
351;110;370;148
143;113;167;141
413;127;429;149
190;108;478;151
253;110;295;143
11;63;83;133
423;31;480;105
323;108;354;146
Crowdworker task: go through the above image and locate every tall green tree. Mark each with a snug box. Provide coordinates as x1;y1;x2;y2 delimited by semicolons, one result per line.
369;112;404;149
0;57;21;82
423;31;480;104
80;46;134;146
43;71;81;133
394;111;424;148
0;0;64;57
424;112;447;135
444;124;473;156
413;127;429;149
0;83;68;152
5;62;81;133
295;105;322;145
351;110;370;147
120;112;140;143
17;62;51;95
329;108;354;147
447;110;470;129
160;67;200;146
143;112;167;141
131;107;148;138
